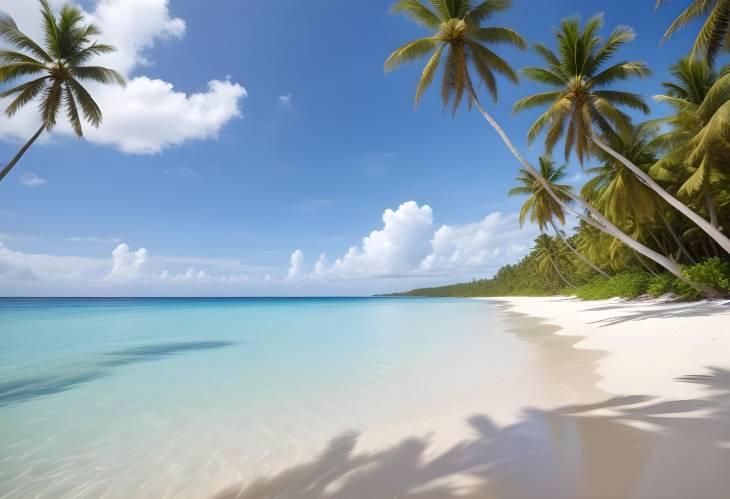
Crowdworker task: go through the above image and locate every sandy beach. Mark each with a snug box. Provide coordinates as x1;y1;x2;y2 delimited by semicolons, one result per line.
214;297;730;499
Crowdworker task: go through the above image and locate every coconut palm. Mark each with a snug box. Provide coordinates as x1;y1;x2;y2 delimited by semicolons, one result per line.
652;57;730;232
514;13;730;254
656;0;730;66
386;1;696;285
583;124;697;263
509;156;609;276
0;0;124;182
533;233;576;288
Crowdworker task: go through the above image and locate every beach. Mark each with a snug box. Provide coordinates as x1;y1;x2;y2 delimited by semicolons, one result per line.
215;297;730;499
1;297;729;498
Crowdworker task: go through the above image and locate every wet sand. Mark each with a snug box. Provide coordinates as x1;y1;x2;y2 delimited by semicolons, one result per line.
212;298;730;499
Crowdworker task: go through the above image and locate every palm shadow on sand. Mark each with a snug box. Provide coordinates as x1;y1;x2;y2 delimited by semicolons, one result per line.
212;367;730;499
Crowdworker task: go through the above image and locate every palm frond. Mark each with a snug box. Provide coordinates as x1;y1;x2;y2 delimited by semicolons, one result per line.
521;66;565;86
384;37;439;72
63;83;83;137
67;78;102;127
470;27;526;49
466;0;512;24
591;61;651;87
2;76;49;116
513;91;564;114
390;0;441;28
415;43;445;106
467;41;517;82
0;62;46;83
0;12;52;62
71;66;126;86
40;79;63;129
593;90;650;113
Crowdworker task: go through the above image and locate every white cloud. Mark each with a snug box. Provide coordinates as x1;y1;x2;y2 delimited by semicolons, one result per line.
80;77;246;154
0;241;260;292
330;201;434;278
0;0;246;154
277;93;293;108
0;241;108;282
289;201;536;281
19;172;47;187
287;249;305;281
420;212;531;273
105;243;149;281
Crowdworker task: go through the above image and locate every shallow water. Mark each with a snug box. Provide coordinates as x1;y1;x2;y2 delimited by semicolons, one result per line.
0;297;603;498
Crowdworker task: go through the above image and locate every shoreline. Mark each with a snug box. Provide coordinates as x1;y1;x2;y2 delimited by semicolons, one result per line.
482;296;730;400
214;296;730;498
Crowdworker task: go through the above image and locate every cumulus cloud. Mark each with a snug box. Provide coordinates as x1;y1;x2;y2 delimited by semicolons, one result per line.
420;212;530;273
105;243;149;281
80;77;246;154
0;0;246;154
19;172;47;187
331;201;434;277
287;249;305;281
289;201;536;281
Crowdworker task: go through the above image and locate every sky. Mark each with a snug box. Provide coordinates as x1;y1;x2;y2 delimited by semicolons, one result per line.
0;0;705;296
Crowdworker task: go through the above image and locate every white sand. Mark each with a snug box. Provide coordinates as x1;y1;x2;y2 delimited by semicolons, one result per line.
486;296;730;401
214;297;730;499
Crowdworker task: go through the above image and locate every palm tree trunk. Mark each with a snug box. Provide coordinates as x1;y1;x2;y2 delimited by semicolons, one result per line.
462;79;694;288
0;125;45;183
632;249;658;276
658;211;696;264
592;134;730;255
549;220;609;277
705;191;720;229
647;228;669;256
549;255;576;288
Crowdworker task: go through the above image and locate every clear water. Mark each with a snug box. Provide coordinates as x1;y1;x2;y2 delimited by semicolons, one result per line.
0;297;539;498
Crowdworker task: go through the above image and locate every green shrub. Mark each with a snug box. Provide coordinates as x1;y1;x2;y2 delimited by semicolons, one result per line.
643;259;730;300
683;258;730;293
575;269;651;300
647;273;678;297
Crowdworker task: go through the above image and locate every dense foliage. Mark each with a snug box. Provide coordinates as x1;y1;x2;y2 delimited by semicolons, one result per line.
388;241;730;300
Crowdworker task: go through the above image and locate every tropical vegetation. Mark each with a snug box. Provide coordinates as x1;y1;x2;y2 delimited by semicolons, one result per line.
386;0;730;299
0;0;123;182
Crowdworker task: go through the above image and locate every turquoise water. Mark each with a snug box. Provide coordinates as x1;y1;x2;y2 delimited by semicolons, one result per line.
0;297;528;498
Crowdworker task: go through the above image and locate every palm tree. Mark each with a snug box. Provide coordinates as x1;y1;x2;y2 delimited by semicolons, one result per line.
533;233;576;289
509;156;609;276
652;57;730;232
656;0;730;66
0;0;124;182
583;124;697;263
514;13;730;254
386;1;695;286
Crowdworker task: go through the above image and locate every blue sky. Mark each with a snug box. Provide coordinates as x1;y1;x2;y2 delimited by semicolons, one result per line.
0;0;705;296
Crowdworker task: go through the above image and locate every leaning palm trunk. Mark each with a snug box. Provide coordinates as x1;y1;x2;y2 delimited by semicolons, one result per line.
0;125;45;183
658;211;696;264
549;255;576;289
549;220;609;277
592;134;730;255
462;80;696;289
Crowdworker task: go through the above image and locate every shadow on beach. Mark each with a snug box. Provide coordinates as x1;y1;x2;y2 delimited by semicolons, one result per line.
212;367;730;499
